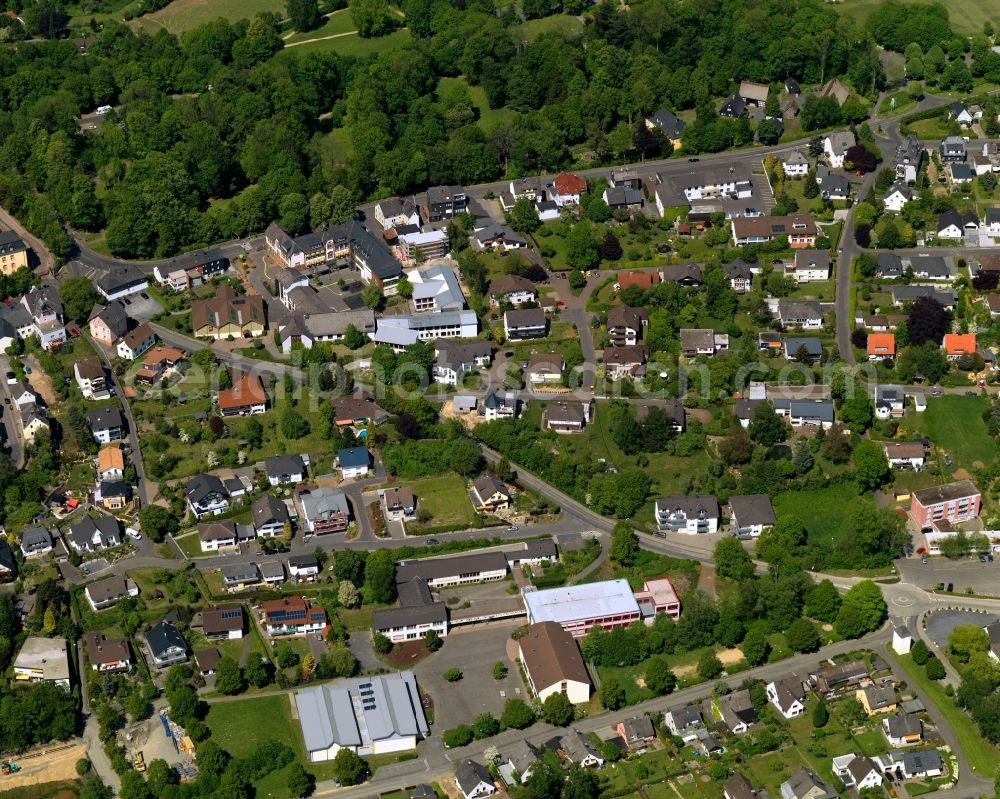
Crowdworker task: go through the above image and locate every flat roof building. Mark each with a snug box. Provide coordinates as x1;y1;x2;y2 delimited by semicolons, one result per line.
14;636;71;689
523;578;641;638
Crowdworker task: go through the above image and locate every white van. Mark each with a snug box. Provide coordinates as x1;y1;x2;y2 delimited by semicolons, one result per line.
96;105;112;115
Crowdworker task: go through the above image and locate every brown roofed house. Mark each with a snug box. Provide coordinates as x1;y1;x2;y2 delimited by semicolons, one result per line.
217;375;268;417
518;621;591;704
84;631;131;673
191;285;266;340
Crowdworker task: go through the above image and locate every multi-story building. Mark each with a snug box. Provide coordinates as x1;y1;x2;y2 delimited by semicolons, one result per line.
523;579;642;638
654;495;720;534
299;487;351;535
0;230;29;275
909;480;981;530
191;285;266;340
260;595;327;636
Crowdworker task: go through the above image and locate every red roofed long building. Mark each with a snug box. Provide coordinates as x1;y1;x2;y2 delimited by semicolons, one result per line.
217;375;268;416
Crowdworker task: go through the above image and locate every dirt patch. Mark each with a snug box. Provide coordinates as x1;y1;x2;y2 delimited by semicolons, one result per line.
953;468;973;480
635;675;647;688
698;563;717;600
1;742;85;790
687;408;712;424
385;639;433;668
24;354;57;405
822;623;833;632
718;647;744;666
675;664;696;677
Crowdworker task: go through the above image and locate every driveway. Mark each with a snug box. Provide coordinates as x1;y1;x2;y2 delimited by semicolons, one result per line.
412;622;524;731
347;631;383;673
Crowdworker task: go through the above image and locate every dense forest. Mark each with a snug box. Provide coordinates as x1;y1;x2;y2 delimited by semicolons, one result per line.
0;0;972;259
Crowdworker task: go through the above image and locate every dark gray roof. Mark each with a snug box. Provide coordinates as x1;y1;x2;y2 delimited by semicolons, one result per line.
264;453;305;477
648;108;686;139
252;494;289;526
396;551;508;585
884;714;922;738
455;760;493;795
372;602;448;631
89;301;130;336
146;619;186;659
288;554;319;569
729;493;776;526
88;406;124;431
185;473;227;503
901;748;942;774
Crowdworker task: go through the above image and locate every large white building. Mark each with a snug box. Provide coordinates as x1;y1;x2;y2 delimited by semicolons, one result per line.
14;636;71;690
523;579;641;638
295;672;429;762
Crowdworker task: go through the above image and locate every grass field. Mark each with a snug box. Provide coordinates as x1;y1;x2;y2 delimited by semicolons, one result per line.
437;77;507;130
135;0;286;35
403;473;477;532
907;395;998;472
284;10;356;43
515;14;583;41
891;650;999;776
830;0;993;36
206;694;303;758
772;483;870;549
276;28;411;58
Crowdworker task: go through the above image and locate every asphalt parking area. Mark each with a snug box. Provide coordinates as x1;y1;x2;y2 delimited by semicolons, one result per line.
413;621;524;730
925;609;997;648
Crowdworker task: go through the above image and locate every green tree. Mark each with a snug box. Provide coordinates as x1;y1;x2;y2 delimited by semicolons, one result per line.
244;657;270;688
137;505;179;543
925;656;945;680
350;0;393;36
396;276;413;299
911;639;930;665
60;277;100;324
697;652;724;679
748;400;785;446
492;660;507;680
541;691;574;726
713;537;755;581
287;0;320;31
644;656;677;695
287;761;315;797
835;580;887;638
853;440;890;492
500;698;536;729
424;629;441;652
342;324;367;350
362;282;384;310
331;748;370;785
610;523;639;567
472;712;500;738
786;617;821;652
566;222;599;270
337;580;360;608
281;408;310;439
600;677;626;710
949;624;990;663
509;197;541;233
841;394;874;433
443;667;463;682
214;657;243;695
812;699;829;727
793;439;814;475
373;633;392;654
119;770;151;799
740;627;770;666
805;580;842;623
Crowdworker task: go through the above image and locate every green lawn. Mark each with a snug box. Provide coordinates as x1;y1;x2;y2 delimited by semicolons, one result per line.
401;473;477;532
438;77;507;129
772;484;872;550
515;14;583;41
906;117;955;140
831;0;998;35
890;650;1000;776
173;532;216;559
206;694;302;757
134;0;286;35
276;28;411;58
283;10;356;43
905;395;997;471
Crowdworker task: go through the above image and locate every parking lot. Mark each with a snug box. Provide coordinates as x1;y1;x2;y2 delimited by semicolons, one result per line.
413;621;525;731
898;554;1000;595
924;609;997;648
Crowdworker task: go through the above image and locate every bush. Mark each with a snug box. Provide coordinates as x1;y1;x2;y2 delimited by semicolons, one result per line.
443;667;463;682
443;724;474;748
925;657;945;680
697;652;724;680
911;639;930;665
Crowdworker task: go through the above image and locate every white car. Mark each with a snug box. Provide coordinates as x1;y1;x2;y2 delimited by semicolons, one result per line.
126;528;142;540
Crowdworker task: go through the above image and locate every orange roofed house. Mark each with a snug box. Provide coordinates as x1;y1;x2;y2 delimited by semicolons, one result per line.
217;375;268;417
943;333;976;360
552;171;587;206
731;214;818;248
191;285;265;340
135;346;185;385
259;595;327;637
617;271;660;291
867;333;895;362
97;446;125;482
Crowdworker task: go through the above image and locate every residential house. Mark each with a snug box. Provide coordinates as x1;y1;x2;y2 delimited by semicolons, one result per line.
135;346;185;385
552;171;587;205
681;328;717;357
767;675;806;718
97;479;129;511
937;209;978;239
985;207;1000;236
882;715;923;747
13;637;70;689
909;256;954;280
197;606;245;640
909;480;981;529
783;337;823;363
382;486;416;521
264;454;306;486
488;274;537;307
498;741;540;787
603;186;644;210
0;230;28;275
84;631;130;673
858;684;897;715
604;345;648;379
88;406;125;444
719;92;747;118
426;185;468;222
116;322;156;361
554;729;604;768
330;395;389;428
724;260;753;293
277;309;376;352
527;352;564;385
940;136;966;163
373;197;420;230
729;493;777;538
834;754;883;790
944;332;976;359
455;760;495;799
738;80;770;106
776;299;823;329
868;333;896;362
665;705;704;742
882;442;925;470
474;222;526;251
93;264;148;301
645;108;687;147
782;150;810;177
194;649;221;677
22;285;67;349
655;495;720;534
616;717;656;751
67;515;122;553
260;561;285;585
88;301;129;346
471;473;511;512
432;340;492;385
288;554;321;583
610;166;640;188
816;165;851;200
674;165;753;201
337;446;370;479
146;619;188;669
480;388;517;420
503;307;547;340
724;773;759;799
884;183;912;213
824;131;856;168
252;494;290;538
260;595;327;636
719;690;758;734
661;264;704;286
952;163;975;183
199;520;239;552
185;473;229;518
790;250;831;282
217;375;268;417
607;306;648;346
875;252;905;279
731;215;818;247
222;563;259;592
894;134;923;184
19;526;53;557
191;285;266;339
772;398;834;429
811;660;868;693
74;357;110;400
518;621;592;704
85;575;139;611
949;101;974;126
876;749;944;780
891;285;956;308
544;401;591;433
780;769;836;799
299;487;351;534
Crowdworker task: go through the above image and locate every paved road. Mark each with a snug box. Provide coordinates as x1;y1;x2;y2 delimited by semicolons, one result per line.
150;323;306;381
0;355;24;468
